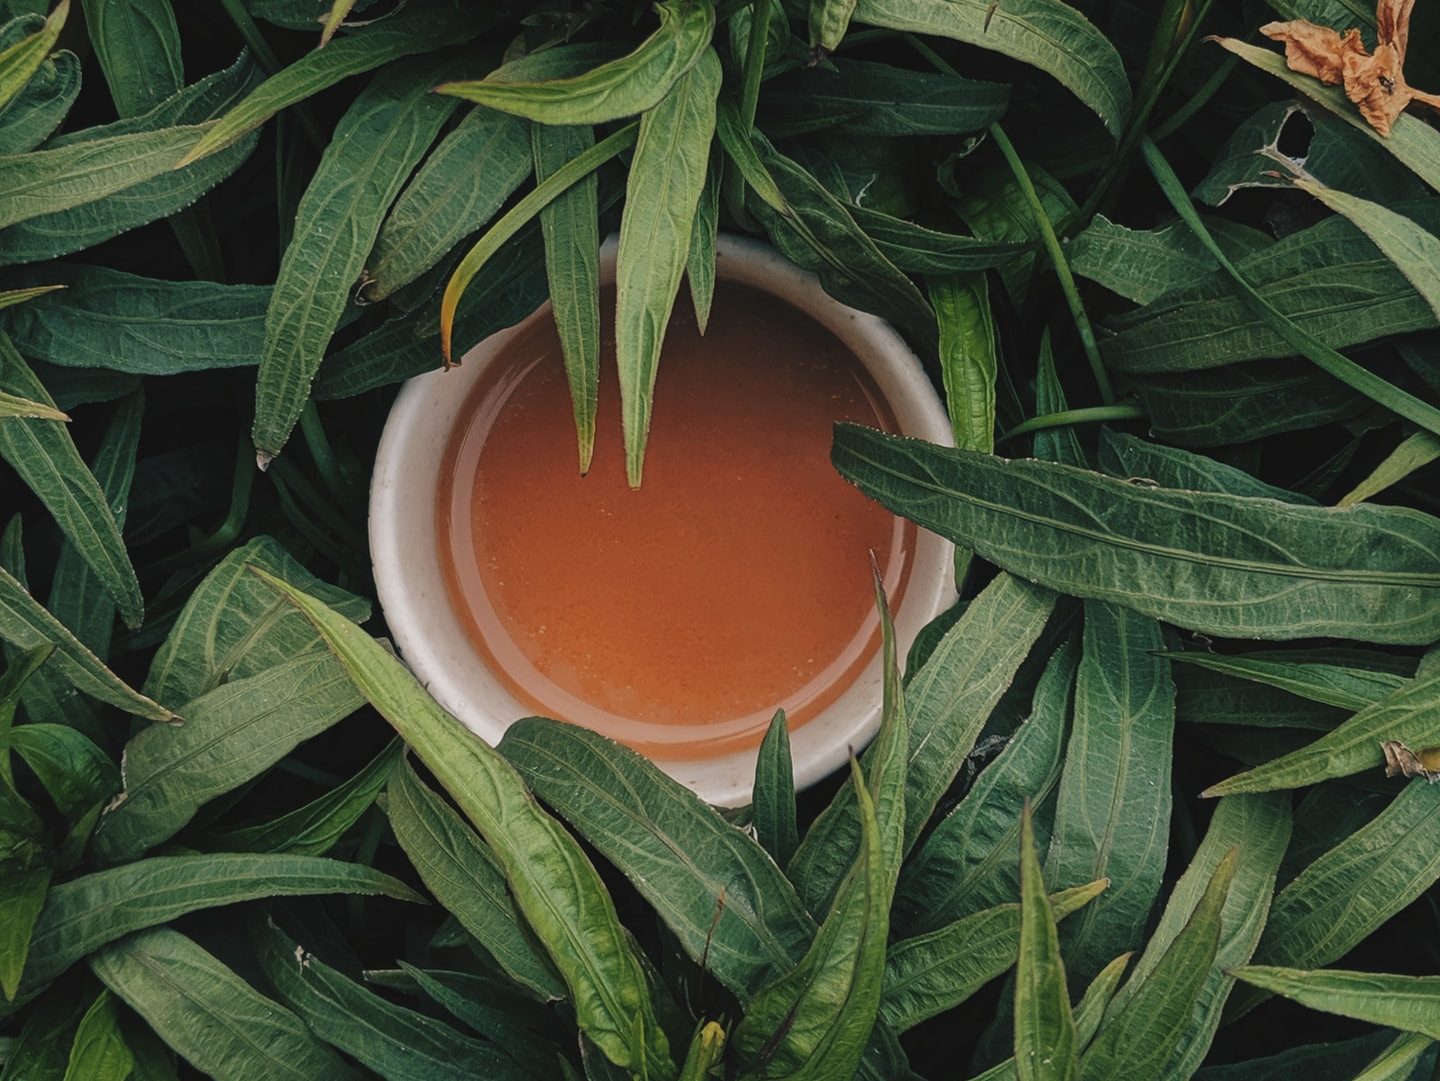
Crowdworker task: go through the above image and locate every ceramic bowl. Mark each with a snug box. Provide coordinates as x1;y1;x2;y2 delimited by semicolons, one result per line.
369;234;955;806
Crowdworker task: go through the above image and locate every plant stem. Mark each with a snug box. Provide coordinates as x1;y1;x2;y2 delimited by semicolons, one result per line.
1000;403;1145;443
989;124;1115;404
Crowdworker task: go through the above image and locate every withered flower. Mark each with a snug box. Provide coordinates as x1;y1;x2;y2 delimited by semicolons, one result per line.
1263;0;1440;135
1381;739;1440;782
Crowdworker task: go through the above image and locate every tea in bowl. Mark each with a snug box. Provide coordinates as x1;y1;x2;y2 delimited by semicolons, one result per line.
370;235;954;806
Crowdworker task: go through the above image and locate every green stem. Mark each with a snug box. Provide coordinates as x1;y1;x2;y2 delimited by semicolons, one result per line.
144;438;255;578
1000;403;1145;443
989;123;1115;404
723;0;773;231
1077;0;1218;223
1151;52;1239;140
300;402;348;504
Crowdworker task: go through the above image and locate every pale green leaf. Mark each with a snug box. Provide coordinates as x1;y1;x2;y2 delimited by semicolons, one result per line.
91;652;363;863
883;881;1104;1034
21;853;420;993
1045;603;1172;988
252;57;460;464
0;334;141;626
91;927;359;1081
253;569;673;1078
61;990;133;1081
435;0;714;125
534;122;601;473
615;46;720;486
364;106;532;302
1231;966;1440;1041
0;0;65;115
387;758;564;1002
1015;804;1077;1081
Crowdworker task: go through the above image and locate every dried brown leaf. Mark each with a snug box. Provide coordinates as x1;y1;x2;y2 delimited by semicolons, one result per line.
1380;739;1440;782
1261;0;1440;135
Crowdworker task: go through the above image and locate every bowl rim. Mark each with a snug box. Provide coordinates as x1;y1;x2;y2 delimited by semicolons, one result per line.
369;233;955;806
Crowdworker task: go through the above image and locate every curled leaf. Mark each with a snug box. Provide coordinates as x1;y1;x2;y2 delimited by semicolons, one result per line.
1380;739;1440;782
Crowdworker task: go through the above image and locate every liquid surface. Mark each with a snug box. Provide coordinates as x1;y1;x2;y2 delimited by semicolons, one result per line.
438;282;913;758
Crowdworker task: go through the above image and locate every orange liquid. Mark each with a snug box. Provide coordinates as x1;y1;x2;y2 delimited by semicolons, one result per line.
437;282;913;758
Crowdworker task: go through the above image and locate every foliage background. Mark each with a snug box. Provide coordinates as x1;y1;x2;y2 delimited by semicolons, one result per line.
1;0;1439;1079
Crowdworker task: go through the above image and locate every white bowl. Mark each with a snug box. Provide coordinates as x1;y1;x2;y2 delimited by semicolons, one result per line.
370;234;955;807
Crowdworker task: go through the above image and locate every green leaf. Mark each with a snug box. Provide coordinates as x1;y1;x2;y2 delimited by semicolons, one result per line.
35;388;142;689
0;265;269;375
21;853;420;993
252;918;532;1081
1015;804;1077;1081
851;0;1130;136
321;221;549;399
1236;781;1440;1011
0;387;63;419
831;427;1440;644
91;927;359;1081
1031;331;1085;469
10;724;118;816
1097;429;1314;505
208;738;400;856
1142;141;1440;441
253;569;674;1079
967;953;1134;1081
1162;650;1407;713
1349;1033;1436;1081
1077;849;1237;1081
0;122;211;231
383;962;566;1054
317;0;356;46
1204;665;1440;794
251;58;460;465
1102;795;1289;1079
809;0;857;52
753;709;798;869
0;25;78;156
0;0;65;115
615;46;720;487
686;154;719;333
732;756;895;1080
740;127;937;354
1067;215;1267;306
91;652;363;863
933;273;997;454
1231;966;1440;1041
435;0;714;125
788;572;1054;914
848;207;1025;277
1339;430;1440;508
0;55;259;267
1131;362;1369;448
364;106;533;302
0;334;142;627
1101;204;1440;376
535;122;601;474
177;2;488;166
896;638;1077;933
386;758;564;1002
0;862;48;1000
1212;39;1440;193
1045;604;1173;988
882;880;1104;1034
761;58;1009;137
0;565;168;720
62;990;133;1081
501;717;813;1001
144;535;369;707
81;0;180;116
